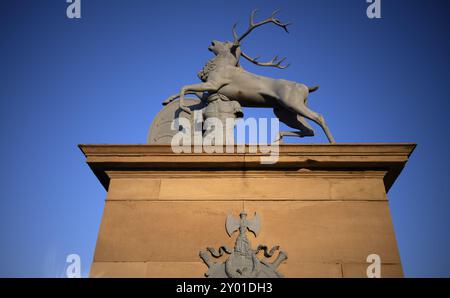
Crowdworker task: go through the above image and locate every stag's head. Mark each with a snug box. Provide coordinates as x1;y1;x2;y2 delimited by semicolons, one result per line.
208;40;237;56
209;9;292;69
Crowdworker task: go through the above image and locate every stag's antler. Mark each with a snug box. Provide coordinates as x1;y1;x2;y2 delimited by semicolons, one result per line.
232;9;291;69
240;53;290;69
233;9;291;43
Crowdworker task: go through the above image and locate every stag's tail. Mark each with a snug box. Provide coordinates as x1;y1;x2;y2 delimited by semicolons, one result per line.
308;85;320;93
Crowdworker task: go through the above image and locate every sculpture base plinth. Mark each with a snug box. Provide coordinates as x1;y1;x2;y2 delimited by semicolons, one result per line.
79;143;415;278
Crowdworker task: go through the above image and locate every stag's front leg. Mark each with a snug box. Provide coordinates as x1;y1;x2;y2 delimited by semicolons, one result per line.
179;81;223;114
162;91;204;106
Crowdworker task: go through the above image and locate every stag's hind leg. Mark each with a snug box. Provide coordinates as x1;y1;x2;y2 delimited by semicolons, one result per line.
273;107;314;141
279;86;335;143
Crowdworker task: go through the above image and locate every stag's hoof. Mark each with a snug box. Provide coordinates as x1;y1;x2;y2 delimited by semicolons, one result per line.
275;134;283;143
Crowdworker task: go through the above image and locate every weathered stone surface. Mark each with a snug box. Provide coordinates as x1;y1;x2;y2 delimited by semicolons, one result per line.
159;177;331;200
330;178;386;200
90;262;206;278
107;178;161;200
90;262;147;278
93;201;242;262
244;201;401;264
106;175;386;201
278;262;342;278
145;262;205;278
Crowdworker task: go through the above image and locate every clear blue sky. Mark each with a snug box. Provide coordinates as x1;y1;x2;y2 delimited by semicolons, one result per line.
1;0;449;277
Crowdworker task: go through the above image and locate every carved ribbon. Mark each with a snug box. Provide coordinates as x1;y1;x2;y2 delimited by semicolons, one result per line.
207;246;233;258
255;245;280;257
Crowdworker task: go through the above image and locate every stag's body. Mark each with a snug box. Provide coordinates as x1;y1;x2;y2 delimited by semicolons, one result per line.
204;57;305;108
163;10;335;143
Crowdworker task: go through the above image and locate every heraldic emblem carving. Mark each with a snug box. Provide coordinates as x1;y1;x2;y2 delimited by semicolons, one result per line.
199;212;288;278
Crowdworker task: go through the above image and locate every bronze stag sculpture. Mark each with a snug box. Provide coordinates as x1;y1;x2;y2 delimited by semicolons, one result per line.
163;10;335;143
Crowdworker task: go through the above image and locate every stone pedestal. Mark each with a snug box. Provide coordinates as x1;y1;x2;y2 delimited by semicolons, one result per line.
79;143;415;278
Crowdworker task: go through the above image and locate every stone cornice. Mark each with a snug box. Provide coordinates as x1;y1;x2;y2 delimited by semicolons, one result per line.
78;143;416;192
